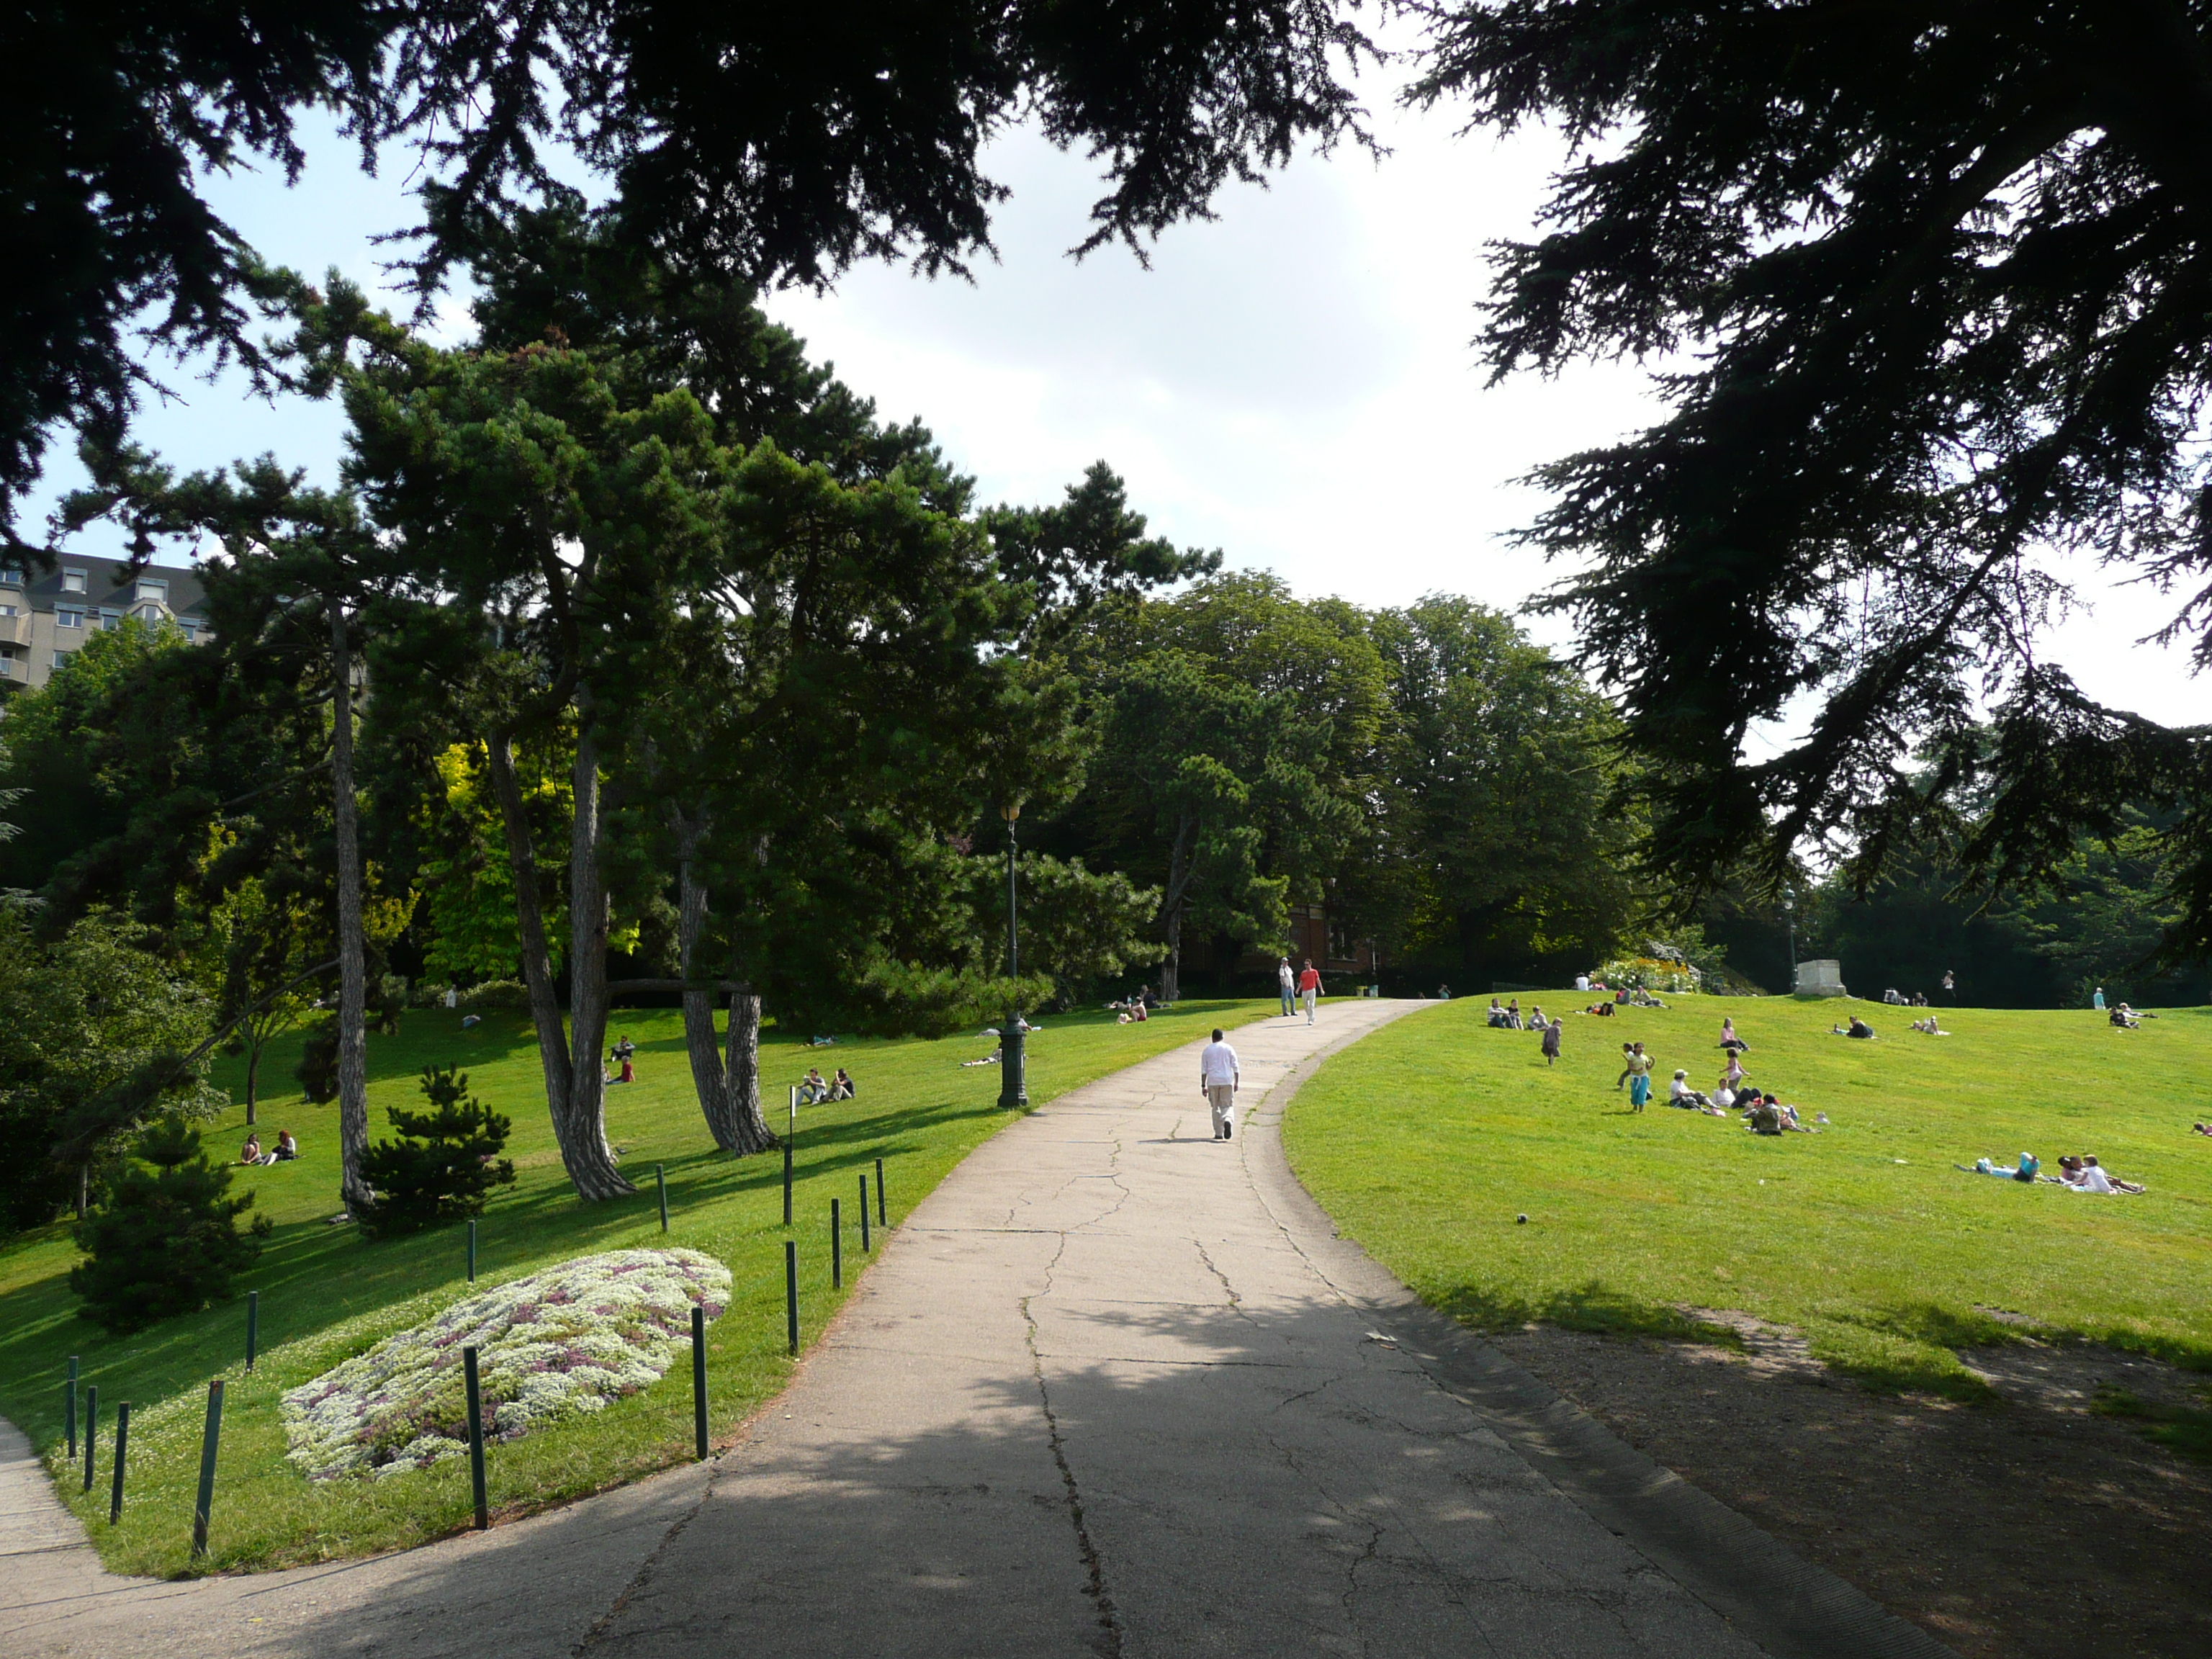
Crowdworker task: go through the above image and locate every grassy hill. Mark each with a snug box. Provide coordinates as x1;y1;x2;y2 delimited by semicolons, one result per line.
0;997;1268;1576
1285;994;2212;1395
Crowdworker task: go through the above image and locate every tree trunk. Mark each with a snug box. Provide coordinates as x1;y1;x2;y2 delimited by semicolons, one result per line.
723;986;775;1154
1156;811;1196;1005
244;1033;261;1128
329;601;374;1213
557;713;634;1199
1162;906;1183;1005
672;808;777;1155
485;729;577;1144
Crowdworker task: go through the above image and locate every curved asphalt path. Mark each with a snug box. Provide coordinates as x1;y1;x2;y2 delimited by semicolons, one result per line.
1;999;1952;1659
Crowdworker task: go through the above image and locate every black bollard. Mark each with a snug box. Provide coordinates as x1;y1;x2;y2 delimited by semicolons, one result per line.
858;1175;871;1252
467;1218;477;1284
463;1346;488;1531
782;1139;793;1228
245;1290;258;1372
875;1157;886;1228
657;1163;670;1233
784;1240;799;1356
64;1355;78;1458
691;1304;709;1460
109;1402;130;1524
831;1199;842;1288
190;1380;223;1559
81;1386;96;1493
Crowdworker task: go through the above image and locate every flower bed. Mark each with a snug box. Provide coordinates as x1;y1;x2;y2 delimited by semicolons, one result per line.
281;1247;731;1480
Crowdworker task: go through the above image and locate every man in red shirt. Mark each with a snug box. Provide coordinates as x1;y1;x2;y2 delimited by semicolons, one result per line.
1297;958;1323;1025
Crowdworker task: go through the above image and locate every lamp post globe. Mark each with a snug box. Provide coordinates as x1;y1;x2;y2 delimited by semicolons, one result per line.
998;801;1028;1110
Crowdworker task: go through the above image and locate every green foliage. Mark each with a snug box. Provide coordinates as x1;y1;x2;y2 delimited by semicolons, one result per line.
0;902;221;1231
6;4;1367;538
68;1120;270;1332
974;853;1165;1002
1355;596;1634;979
1412;5;2212;945
356;1066;516;1237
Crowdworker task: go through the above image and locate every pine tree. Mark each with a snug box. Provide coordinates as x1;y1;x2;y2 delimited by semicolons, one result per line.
71;1120;270;1333
356;1066;516;1238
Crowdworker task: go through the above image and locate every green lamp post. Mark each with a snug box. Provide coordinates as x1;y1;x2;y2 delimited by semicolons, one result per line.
997;800;1028;1110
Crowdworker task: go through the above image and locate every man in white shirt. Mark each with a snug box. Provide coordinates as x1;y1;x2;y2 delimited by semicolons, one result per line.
1200;1028;1241;1141
1277;958;1295;1018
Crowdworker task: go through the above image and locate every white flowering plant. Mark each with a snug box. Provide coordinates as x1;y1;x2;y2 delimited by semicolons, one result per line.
280;1247;731;1481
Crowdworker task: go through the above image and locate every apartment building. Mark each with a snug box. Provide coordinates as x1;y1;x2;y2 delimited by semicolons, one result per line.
0;555;209;691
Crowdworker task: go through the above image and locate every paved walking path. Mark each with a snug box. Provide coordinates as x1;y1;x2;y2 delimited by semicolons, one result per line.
1;1001;1950;1659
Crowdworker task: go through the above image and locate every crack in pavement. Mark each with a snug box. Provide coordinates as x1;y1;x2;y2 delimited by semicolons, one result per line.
1021;1231;1124;1659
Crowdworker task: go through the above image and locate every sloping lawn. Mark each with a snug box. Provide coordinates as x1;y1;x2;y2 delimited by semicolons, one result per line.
1285;994;2212;1394
1;998;1267;1576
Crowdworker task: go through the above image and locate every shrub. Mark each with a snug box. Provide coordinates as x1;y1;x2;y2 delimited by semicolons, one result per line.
356;1065;516;1237
458;979;529;1010
70;1119;271;1331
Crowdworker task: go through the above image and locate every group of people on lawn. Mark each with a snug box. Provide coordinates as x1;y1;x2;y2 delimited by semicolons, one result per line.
237;1128;300;1165
1614;1017;1824;1134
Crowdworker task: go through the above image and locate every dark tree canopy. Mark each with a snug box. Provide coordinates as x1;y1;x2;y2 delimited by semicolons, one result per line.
1415;1;2212;947
4;1;1372;547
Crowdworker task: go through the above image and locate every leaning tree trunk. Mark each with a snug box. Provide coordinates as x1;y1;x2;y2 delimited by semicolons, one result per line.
329;601;374;1213
1161;907;1183;1005
672;809;777;1154
557;714;634;1199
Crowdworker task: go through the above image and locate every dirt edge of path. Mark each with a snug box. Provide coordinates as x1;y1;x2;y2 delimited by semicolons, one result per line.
1489;1321;2212;1659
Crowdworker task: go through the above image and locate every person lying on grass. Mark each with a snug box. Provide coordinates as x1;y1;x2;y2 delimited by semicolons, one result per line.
1959;1153;2041;1182
2054;1155;2146;1194
1830;1016;1876;1038
1910;1015;1949;1035
2193;1122;2212;1138
1584;999;1617;1016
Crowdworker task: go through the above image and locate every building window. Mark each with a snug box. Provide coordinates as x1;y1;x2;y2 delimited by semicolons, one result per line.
97;611;121;631
52;650;70;670
0;604;14;617
60;569;86;593
135;577;167;604
0;565;22;585
178;621;197;642
56;607;84;629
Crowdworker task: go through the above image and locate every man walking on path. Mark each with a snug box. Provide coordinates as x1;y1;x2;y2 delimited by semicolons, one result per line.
1298;958;1323;1024
1277;956;1296;1017
1200;1027;1240;1139
1624;1041;1654;1111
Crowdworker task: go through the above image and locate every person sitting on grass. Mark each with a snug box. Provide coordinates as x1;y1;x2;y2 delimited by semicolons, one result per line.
239;1132;265;1165
798;1066;830;1104
1719;1017;1748;1053
1713;1073;1736;1111
1487;997;1509;1028
2110;1003;2141;1029
1668;1069;1709;1108
1505;997;1524;1029
2056;1155;2146;1195
1527;1005;1550;1031
830;1068;855;1102
271;1129;300;1161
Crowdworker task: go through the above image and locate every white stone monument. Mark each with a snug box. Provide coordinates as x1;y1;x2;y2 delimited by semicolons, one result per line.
1793;958;1847;998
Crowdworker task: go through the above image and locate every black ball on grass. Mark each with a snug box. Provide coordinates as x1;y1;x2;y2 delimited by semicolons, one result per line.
1516;1213;1529;1225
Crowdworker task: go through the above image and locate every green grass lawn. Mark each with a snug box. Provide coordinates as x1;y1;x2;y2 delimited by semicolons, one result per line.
1;997;1268;1577
1285;994;2212;1397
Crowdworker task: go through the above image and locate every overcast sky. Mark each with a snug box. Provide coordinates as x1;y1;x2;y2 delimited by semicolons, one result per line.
28;71;2212;732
